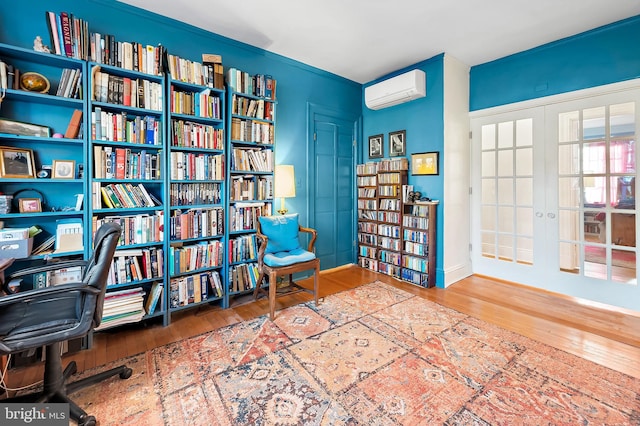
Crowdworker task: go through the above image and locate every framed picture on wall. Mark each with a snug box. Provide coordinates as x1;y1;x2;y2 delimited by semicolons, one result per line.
389;130;406;157
368;134;383;158
411;151;439;175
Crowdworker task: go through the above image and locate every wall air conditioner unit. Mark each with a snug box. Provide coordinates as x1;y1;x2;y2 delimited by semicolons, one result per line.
365;69;426;110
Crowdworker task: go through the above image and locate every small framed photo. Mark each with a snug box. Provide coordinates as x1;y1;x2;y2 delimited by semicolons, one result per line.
52;160;76;179
0;147;36;178
368;134;383;159
411;151;439;175
389;130;406;157
19;198;42;213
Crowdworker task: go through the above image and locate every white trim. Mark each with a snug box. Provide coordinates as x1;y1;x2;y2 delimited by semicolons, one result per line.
470;78;640;118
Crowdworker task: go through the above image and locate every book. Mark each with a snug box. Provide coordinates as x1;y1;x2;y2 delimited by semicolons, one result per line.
64;109;83;139
145;282;163;315
60;12;73;57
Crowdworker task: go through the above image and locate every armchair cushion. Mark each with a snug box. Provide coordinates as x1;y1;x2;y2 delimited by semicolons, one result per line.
264;248;316;267
259;214;301;254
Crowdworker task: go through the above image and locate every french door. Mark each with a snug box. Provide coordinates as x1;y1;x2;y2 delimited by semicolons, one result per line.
471;87;640;308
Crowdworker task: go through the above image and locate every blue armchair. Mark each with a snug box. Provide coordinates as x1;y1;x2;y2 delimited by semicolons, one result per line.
253;213;320;319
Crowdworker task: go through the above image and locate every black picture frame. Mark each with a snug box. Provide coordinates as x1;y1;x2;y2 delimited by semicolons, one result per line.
368;134;383;158
411;151;439;175
389;130;406;157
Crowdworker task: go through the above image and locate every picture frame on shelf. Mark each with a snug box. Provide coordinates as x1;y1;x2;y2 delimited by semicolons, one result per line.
0;118;51;138
389;130;406;157
368;134;383;159
52;160;76;179
0;147;36;178
18;198;42;213
411;151;439;175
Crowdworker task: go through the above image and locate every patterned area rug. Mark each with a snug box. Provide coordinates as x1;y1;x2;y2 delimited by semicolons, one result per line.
72;281;640;425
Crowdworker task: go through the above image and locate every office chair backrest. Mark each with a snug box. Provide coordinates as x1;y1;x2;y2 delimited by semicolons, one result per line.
86;222;122;327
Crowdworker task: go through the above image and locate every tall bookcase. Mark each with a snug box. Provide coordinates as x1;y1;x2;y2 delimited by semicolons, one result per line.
87;61;167;329
166;56;227;320
0;42;87;271
226;69;276;304
356;162;378;271
376;161;407;279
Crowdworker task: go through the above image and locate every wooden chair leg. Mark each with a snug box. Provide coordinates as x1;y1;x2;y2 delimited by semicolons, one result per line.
269;270;277;320
313;262;319;305
253;271;265;300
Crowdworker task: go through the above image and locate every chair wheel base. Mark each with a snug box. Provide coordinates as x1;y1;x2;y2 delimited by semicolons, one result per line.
120;367;133;379
79;415;96;426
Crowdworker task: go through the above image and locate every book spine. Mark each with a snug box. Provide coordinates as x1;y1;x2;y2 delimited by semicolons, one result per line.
60;12;73;58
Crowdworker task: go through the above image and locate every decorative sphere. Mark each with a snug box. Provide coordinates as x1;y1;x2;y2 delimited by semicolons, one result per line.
53;133;64;138
20;72;50;93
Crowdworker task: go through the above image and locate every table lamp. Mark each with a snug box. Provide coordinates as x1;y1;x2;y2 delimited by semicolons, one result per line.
274;164;295;214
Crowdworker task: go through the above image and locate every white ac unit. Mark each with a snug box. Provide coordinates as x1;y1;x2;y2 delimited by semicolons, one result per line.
364;69;426;110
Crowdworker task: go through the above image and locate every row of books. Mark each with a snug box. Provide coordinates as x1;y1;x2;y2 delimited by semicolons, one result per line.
92;108;161;145
229;203;267;232
99;182;160;210
230;117;274;144
230;147;274;172
91;36;166;76
229;234;258;263
45;11;90;60
167;53;224;89
145;282;164;315
169;270;223;309
169;151;224;181
231;95;274;121
54;68;82;99
92;66;163;111
229;175;273;202
226;68;276;100
92;212;165;246
169;208;224;240
95;287;145;331
229;262;260;293
93;146;161;181
170;87;222;119
170;119;224;150
169;182;222;205
169;240;224;275
106;247;164;287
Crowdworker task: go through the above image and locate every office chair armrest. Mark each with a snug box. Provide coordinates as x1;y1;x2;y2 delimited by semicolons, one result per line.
299;226;318;252
0;282;99;307
7;259;88;280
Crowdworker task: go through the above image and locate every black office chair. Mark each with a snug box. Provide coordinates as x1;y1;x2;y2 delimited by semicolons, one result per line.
0;222;130;426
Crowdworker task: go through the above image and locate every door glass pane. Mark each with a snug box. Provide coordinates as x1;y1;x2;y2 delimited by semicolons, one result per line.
498;121;513;148
516;237;533;264
559;111;580;143
516;118;533;146
583;176;606;206
497;178;513;205
583;107;605;140
482;124;496;150
612;175;635;209
583;142;606;173
515;147;532;175
498;206;513;233
558;177;579;209
482;152;495;177
516;207;533;235
559;209;579;241
482;178;496;204
497;150;513;176
498;234;513;260
559;242;579;273
482;205;496;232
515;178;532;205
481;231;495;258
558;143;580;174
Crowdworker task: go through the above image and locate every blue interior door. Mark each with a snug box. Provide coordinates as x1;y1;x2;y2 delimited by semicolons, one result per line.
312;113;356;270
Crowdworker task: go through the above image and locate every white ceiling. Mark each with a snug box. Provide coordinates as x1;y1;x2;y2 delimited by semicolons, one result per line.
118;0;640;84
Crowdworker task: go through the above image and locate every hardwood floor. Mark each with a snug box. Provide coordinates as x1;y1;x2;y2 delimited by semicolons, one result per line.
4;265;640;391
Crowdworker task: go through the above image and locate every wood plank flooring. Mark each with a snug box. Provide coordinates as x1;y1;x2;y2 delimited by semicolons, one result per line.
4;265;640;391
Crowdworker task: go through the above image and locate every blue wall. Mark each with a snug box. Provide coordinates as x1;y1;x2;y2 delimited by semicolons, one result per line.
362;54;446;286
0;0;363;230
470;15;640;111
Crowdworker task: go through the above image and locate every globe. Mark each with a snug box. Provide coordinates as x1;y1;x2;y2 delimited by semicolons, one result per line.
20;72;50;93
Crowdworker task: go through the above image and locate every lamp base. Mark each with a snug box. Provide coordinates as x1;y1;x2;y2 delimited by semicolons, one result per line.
277;208;288;215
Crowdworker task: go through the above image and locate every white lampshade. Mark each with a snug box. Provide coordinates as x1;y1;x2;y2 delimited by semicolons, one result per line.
274;165;296;198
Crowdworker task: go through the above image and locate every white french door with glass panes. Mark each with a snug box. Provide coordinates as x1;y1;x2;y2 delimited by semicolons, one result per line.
471;107;547;285
471;86;640;310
